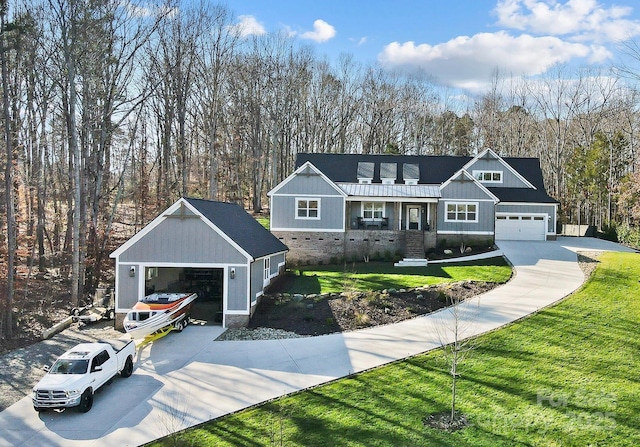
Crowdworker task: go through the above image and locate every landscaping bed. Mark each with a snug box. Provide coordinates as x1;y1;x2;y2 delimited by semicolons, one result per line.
246;282;500;336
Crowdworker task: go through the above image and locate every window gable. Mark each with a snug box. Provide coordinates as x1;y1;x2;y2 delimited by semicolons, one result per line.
472;170;502;184
296;198;320;220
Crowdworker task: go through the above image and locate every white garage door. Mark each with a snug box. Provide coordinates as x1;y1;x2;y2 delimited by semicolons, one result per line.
495;214;546;241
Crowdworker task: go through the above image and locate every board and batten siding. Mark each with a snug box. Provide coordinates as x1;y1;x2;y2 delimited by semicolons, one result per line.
116;264;139;310
497;203;556;233
119;216;247;264
438;178;495;233
250;260;265;303
271;195;344;230
227;265;248;311
467;158;529;188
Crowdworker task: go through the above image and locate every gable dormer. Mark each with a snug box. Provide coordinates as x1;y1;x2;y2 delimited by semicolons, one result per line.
463;148;535;189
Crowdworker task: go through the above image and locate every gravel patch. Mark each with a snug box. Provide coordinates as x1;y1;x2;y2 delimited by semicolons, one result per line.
215;327;305;341
577;251;602;279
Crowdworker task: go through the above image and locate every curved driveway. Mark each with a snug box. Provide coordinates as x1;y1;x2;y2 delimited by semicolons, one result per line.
0;237;635;447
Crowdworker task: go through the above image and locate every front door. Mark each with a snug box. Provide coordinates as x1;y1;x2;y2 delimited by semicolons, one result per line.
407;206;421;230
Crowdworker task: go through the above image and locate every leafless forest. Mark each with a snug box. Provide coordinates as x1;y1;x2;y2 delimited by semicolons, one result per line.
1;0;640;337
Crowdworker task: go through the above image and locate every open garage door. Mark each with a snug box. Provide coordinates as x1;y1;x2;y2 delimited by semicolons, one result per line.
144;267;223;324
495;214;546;241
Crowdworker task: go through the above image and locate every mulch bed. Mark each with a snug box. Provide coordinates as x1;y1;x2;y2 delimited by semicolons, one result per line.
249;281;500;336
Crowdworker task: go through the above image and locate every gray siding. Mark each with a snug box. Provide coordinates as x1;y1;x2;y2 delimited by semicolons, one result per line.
276;170;342;196
270;253;285;274
441;176;495;201
116;264;139;310
497;203;556;233
467;158;529;188
437;200;495;233
271;195;344;230
228;266;248;311
250;261;265;302
120;217;246;264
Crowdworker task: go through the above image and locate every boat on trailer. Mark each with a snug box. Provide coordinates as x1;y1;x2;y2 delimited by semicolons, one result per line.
123;292;197;340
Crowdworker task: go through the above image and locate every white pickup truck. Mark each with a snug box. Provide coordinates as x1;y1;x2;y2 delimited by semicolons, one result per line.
32;339;136;413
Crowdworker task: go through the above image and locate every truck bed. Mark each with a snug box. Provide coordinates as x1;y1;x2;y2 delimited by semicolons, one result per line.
97;338;134;354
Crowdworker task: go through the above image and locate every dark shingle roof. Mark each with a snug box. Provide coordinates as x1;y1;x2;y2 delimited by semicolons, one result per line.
295;153;558;203
184;198;287;259
295;153;471;184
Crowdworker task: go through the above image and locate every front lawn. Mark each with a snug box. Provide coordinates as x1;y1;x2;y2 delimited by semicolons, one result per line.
149;251;640;446
276;258;512;294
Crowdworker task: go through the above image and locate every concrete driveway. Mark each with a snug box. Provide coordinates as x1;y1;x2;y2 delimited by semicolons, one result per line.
0;237;635;447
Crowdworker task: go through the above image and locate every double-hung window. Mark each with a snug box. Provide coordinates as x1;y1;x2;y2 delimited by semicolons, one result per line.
264;258;270;282
445;202;478;222
363;202;384;220
296;198;320;219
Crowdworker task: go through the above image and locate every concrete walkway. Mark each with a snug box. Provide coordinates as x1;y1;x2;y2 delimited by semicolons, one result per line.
0;237;635;447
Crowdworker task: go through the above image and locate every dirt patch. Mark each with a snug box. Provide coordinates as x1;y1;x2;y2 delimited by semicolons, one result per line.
249;281;500;336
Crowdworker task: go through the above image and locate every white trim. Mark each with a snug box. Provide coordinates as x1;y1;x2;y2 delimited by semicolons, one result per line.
346;196;438;203
109;198;252;261
440;169;500;203
497;202;558;206
268;161;347;197
463;148;536;190
472;169;503;184
270;227;344;233
361;201;385;220
381;178;395;184
444;201;479;223
358;178;372;184
271;193;343;198
437;230;494;235
295;197;321;220
224;310;251;315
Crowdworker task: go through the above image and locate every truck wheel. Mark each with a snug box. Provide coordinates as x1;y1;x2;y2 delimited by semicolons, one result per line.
78;389;93;413
105;309;115;320
120;356;134;378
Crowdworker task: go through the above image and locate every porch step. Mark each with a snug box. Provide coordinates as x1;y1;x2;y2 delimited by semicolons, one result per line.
394;258;429;267
405;230;424;258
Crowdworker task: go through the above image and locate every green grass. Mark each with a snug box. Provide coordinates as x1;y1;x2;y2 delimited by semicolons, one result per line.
279;258;512;294
256;216;270;230
149;251;640;446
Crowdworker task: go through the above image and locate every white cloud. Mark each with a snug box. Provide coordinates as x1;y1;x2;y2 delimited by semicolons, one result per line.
232;15;266;38
494;0;640;42
378;31;591;91
300;19;336;43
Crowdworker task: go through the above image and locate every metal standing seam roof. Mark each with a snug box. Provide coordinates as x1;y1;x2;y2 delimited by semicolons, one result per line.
338;183;441;198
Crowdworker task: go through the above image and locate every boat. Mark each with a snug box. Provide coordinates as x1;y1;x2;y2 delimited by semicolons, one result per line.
123;292;198;339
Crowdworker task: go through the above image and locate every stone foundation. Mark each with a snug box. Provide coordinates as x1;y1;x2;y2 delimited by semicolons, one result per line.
225;314;250;328
274;230;442;265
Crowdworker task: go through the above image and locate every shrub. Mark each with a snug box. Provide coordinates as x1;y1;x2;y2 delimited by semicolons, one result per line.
354;311;370;327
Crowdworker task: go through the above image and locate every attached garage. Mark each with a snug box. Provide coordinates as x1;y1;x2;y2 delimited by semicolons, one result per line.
495;214;546;241
110;198;288;328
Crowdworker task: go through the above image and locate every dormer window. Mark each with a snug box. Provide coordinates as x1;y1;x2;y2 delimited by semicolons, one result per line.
403;163;419;185
380;162;397;184
473;170;502;183
357;162;374;184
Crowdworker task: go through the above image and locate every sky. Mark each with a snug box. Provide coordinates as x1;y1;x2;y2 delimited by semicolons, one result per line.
224;0;640;93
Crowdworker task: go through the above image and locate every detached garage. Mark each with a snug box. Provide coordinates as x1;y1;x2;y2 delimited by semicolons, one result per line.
110;197;288;328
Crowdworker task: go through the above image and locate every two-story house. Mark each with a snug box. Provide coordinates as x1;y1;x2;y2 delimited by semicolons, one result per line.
268;149;558;264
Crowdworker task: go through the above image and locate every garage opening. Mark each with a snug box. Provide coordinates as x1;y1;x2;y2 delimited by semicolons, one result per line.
495;214;546;241
144;267;223;324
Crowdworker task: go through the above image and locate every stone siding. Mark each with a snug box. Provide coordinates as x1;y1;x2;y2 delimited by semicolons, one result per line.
225;314;250;328
274;230;440;264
